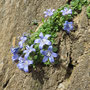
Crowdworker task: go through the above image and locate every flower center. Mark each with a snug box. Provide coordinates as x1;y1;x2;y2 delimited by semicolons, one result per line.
20;59;24;63
69;24;72;28
47;51;51;57
41;39;46;44
29;49;32;53
24;61;28;65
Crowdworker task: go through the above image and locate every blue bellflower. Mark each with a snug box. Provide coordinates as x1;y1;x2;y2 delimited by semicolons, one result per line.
19;35;27;48
61;7;72;16
40;46;58;63
17;57;33;72
11;47;19;61
11;47;19;54
63;21;73;33
23;45;36;59
12;54;19;61
34;32;51;49
44;9;55;17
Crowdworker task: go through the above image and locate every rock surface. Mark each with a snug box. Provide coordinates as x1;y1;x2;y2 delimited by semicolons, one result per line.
0;0;90;90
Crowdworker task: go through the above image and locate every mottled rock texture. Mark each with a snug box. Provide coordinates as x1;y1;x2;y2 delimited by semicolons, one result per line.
0;0;90;90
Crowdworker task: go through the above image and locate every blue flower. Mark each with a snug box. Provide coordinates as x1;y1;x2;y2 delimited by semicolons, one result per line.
19;35;27;48
61;7;72;16
12;54;19;61
17;57;33;72
11;47;19;61
40;46;58;63
34;32;51;49
11;47;19;54
23;45;36;59
44;9;55;17
63;21;73;33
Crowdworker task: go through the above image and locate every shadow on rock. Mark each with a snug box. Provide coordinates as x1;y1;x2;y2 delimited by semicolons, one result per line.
30;65;45;84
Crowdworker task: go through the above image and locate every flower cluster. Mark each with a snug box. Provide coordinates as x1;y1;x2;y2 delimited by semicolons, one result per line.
11;33;57;72
34;32;58;63
11;34;33;72
43;7;73;33
11;6;75;73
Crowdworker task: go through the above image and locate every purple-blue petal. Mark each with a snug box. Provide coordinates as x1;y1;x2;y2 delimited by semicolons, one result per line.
45;15;48;17
39;43;44;49
52;9;55;12
48;46;53;51
11;47;19;54
63;26;67;30
64;7;68;11
44;34;51;39
61;10;64;13
17;63;24;70
44;11;47;14
49;56;54;63
70;26;73;30
31;48;36;52
23;50;28;53
62;13;65;16
67;29;70;33
40;50;47;55
19;41;23;48
27;60;33;65
18;57;24;62
52;52;58;57
42;56;48;63
45;40;51;45
24;52;29;59
20;36;27;41
65;21;68;24
12;54;19;61
39;32;44;39
23;66;29;72
30;44;34;48
26;45;30;50
69;22;73;25
34;39;41;43
68;9;72;14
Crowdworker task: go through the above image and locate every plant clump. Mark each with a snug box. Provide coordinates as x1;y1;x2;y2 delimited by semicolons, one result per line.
11;0;89;72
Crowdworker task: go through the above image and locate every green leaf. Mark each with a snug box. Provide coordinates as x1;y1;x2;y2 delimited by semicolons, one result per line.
87;5;90;18
53;47;58;52
87;6;90;13
33;65;36;69
78;4;82;10
87;13;90;19
44;60;50;65
73;11;78;15
42;18;45;23
34;55;38;60
30;29;34;34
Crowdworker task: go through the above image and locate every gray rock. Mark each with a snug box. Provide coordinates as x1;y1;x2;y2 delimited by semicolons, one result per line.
0;1;89;90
